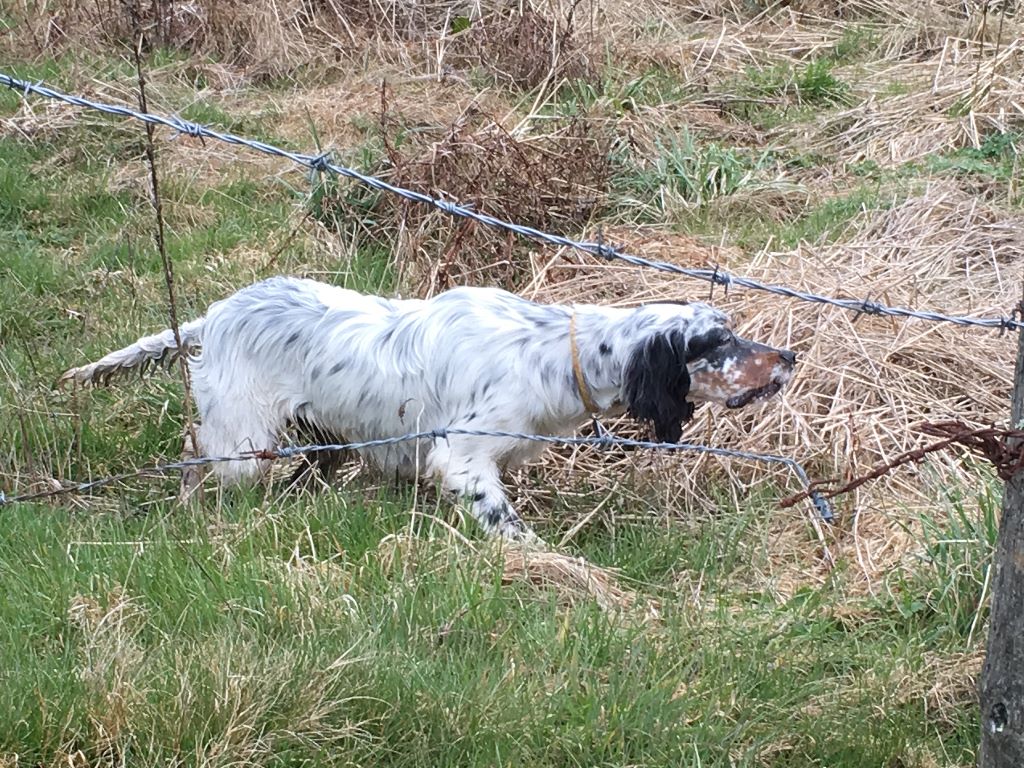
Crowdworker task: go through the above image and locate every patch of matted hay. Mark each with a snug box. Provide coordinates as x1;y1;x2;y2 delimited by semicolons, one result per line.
525;182;1019;588
499;547;659;618
376;533;659;618
349;103;616;294
790;36;1024;165
597;6;857;106
605;13;805;72
272;77;514;153
101;74;509;203
8;0;338;78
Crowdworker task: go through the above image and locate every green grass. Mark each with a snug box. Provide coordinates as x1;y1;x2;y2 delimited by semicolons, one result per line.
890;478;1000;641
927;132;1022;200
826;25;883;65
624;181;898;252
769;185;896;247
723;60;852;129
555;67;694;117
612;129;775;217
847;132;1021;205
0;38;1000;767
0;488;988;766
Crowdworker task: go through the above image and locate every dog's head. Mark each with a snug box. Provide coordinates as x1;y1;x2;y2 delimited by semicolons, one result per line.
622;302;795;442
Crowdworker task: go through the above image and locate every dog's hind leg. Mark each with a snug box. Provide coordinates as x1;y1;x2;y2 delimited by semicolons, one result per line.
178;421;206;503
287;418;348;489
191;375;284;486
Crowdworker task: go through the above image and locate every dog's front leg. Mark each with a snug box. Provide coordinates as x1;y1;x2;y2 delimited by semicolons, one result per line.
427;441;542;544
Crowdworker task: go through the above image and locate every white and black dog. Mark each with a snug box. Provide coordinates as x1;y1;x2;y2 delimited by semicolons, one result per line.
61;276;796;540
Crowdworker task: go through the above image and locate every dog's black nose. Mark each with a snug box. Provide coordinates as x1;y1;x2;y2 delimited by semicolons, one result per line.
780;350;797;366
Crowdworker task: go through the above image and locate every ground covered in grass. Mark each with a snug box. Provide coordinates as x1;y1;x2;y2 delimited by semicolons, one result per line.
1;0;1021;765
0;490;995;766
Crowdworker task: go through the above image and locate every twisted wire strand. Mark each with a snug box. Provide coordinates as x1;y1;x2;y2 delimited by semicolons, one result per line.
2;72;1020;332
0;428;834;522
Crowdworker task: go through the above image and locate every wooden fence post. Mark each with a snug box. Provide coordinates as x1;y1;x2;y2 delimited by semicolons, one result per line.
978;294;1024;767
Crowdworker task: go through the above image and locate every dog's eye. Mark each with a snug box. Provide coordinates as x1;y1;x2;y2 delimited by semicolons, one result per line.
687;328;733;360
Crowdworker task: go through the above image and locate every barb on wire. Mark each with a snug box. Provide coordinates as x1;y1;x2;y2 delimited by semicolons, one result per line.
0;427;833;522
780;420;1024;508
916;421;1024;480
1;71;1021;332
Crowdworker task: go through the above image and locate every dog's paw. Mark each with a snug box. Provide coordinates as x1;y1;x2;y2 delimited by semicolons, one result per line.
510;525;549;552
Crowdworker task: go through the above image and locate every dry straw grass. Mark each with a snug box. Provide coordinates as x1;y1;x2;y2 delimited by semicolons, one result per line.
499;546;660;618
11;0;326;77
797;647;982;732
8;0;599;83
316;95;616;293
68;588;147;750
524;181;1019;588
793;35;1024;165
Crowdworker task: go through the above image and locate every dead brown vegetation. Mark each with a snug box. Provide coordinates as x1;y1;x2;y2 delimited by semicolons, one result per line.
5;0;1022;596
518;182;1020;592
447;0;596;89
8;0;599;84
312;93;616;292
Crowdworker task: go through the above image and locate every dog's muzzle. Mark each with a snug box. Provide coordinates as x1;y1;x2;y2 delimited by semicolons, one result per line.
689;341;796;409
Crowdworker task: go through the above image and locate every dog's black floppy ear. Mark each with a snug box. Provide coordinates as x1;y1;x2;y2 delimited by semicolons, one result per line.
623;330;694;443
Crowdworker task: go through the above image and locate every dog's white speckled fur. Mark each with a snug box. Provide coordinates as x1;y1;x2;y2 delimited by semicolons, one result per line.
61;276;795;539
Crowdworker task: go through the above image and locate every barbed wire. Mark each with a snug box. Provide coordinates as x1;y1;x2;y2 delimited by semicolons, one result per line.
0;427;834;522
2;71;1021;332
781;420;1024;508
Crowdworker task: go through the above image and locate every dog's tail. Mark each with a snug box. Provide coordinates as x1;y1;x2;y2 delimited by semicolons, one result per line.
58;318;206;387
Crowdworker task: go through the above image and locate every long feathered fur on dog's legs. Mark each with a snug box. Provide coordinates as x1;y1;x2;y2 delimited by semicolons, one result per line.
426;433;537;541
